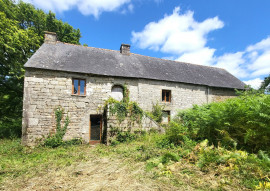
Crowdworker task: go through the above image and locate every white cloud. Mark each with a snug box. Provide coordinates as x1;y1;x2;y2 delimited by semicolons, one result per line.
23;0;132;18
249;51;270;77
215;52;248;78
243;78;263;89
132;7;224;59
246;36;270;52
176;47;215;66
131;7;270;82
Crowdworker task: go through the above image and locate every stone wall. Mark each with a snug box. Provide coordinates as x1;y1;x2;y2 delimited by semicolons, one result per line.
209;87;236;102
105;109;161;144
22;68;237;146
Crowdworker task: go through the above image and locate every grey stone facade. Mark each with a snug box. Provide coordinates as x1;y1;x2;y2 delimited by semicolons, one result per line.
22;68;236;146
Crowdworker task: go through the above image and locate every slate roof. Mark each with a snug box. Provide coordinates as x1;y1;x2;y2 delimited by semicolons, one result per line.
24;42;246;89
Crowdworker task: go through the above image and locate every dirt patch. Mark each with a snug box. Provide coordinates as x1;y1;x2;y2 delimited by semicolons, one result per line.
2;157;179;191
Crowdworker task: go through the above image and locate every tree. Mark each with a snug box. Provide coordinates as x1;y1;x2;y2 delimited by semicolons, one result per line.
0;0;82;138
260;74;270;93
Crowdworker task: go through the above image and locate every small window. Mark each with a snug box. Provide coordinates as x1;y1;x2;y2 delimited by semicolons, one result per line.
162;90;171;102
162;111;170;123
111;85;124;101
72;79;86;95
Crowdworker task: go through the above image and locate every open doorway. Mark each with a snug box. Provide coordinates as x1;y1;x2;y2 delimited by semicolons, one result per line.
90;115;102;144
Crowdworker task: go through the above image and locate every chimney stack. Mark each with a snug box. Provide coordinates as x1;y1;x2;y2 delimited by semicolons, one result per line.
44;31;57;43
120;44;130;55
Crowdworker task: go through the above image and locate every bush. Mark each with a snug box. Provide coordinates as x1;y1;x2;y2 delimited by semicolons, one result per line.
177;94;270;152
146;102;164;123
116;131;138;143
110;130;139;146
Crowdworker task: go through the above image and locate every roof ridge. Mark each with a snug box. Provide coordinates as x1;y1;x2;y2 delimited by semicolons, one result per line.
56;41;120;53
56;41;226;71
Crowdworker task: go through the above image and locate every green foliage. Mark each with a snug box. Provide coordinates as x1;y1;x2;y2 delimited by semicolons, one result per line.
164;121;191;145
122;84;130;104
161;152;180;164
177;93;270;152
0;0;81;138
260;73;270;93
110;130;139;146
105;87;144;124
95;131;270;190
43;106;80;148
129;101;144;122
146;102;164;123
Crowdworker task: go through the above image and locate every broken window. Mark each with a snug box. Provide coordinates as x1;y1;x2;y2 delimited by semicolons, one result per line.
162;90;171;102
72;79;86;95
111;85;124;101
162;110;170;123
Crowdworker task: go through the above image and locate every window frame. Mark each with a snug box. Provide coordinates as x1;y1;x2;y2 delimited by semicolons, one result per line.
162;89;171;103
72;78;86;96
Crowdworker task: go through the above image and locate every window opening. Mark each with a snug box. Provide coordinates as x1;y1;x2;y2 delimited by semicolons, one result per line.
162;110;171;123
72;79;86;95
162;90;171;102
111;85;124;101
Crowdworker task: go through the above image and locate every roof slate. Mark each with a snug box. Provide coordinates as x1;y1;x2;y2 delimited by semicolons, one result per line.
24;42;246;89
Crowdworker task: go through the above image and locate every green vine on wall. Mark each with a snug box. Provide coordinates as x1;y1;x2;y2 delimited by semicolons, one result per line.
104;85;144;124
43;106;71;147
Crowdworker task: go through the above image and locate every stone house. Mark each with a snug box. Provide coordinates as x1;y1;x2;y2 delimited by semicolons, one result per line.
22;32;245;146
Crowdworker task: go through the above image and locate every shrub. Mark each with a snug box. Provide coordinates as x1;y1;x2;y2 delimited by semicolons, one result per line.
177;94;270;152
116;131;138;143
146;102;164;123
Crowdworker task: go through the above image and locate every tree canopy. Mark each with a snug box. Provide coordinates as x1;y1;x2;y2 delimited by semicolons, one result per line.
0;0;81;138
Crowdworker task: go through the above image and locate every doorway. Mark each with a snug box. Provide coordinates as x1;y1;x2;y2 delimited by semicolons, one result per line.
90;115;102;144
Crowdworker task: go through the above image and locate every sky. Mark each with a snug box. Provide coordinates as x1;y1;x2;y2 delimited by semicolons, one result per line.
24;0;270;89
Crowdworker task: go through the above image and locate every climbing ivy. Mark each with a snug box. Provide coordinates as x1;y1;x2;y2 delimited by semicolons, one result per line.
104;85;144;124
123;84;130;104
129;101;144;122
43;106;81;148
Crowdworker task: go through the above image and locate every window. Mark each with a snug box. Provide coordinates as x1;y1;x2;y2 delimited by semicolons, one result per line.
162;90;171;102
72;79;86;95
111;85;124;101
162;111;170;123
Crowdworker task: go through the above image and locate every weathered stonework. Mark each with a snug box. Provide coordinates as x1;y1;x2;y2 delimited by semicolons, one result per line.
22;68;236;146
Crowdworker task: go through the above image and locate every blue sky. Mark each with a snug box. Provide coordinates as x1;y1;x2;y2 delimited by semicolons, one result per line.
24;0;270;88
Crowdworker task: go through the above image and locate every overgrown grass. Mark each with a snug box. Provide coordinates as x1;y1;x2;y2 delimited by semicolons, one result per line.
94;132;270;190
0;139;89;186
1;134;270;190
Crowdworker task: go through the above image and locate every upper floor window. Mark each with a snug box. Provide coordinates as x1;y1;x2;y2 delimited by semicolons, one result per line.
162;90;171;102
111;85;124;101
72;79;86;95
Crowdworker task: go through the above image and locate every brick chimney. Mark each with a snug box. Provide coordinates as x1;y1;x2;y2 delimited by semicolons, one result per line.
120;44;130;55
44;31;57;43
